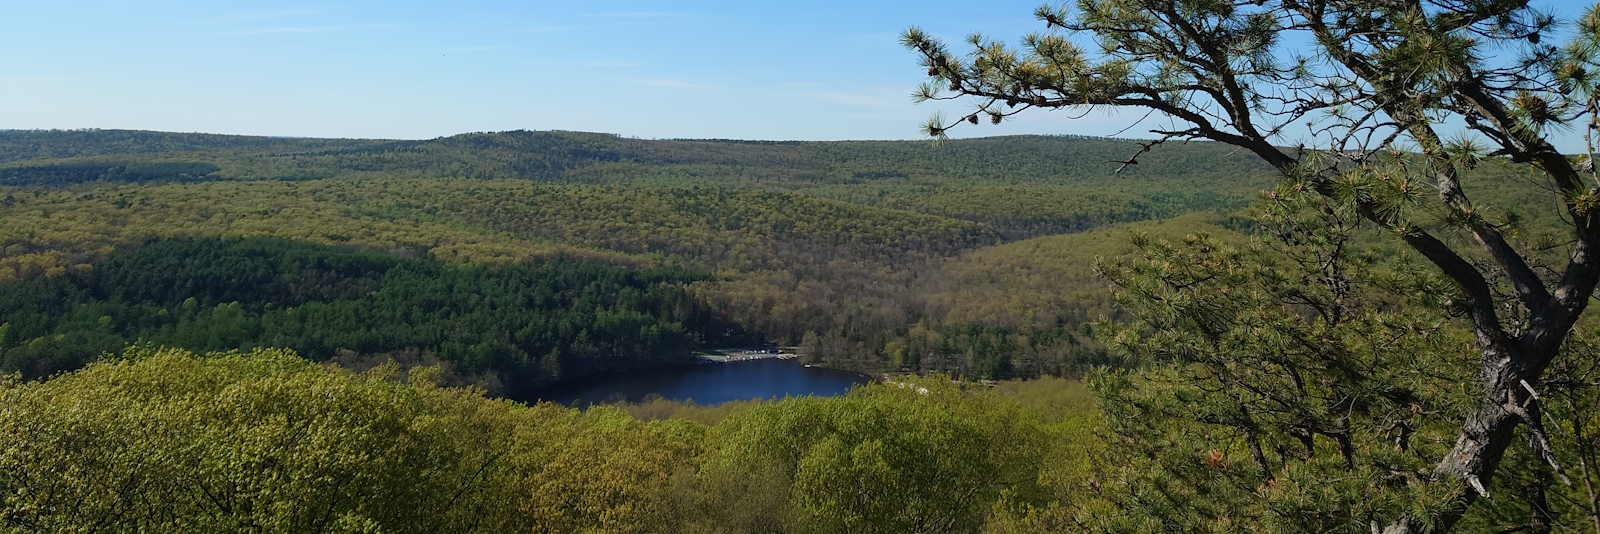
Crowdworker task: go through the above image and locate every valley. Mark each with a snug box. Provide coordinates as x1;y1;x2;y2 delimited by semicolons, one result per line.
0;129;1274;389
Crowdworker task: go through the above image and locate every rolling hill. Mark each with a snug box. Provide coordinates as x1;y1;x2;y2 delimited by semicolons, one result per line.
0;129;1286;384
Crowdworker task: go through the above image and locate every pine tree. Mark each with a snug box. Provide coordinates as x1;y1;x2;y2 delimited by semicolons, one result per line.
906;1;1600;531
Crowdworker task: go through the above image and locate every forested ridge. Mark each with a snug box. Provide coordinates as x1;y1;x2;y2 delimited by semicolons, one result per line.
0;128;1273;186
1;128;1568;385
0;129;390;162
0;127;1567;384
0;237;754;395
0;129;1285;384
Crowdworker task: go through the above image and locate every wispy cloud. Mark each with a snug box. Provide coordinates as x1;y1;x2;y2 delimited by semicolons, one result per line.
193;46;318;56
216;23;397;36
502;25;569;34
584;12;680;18
547;59;644;68
810;93;901;108
852;33;903;46
187;9;322;26
638;78;716;89
840;113;920;123
0;75;65;86
221;26;338;35
502;20;666;35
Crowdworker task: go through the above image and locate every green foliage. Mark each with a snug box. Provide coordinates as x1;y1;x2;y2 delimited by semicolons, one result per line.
689;377;1067;534
11;128;1558;389
0;129;1278;193
0;345;699;533
607;395;767;426
794;213;1230;378
799;185;1235;241
0;237;751;392
0;129;388;163
0;161;220;186
0;174;1158;380
0;128;1293;382
1076;193;1573;531
906;0;1600;529
0;347;1094;534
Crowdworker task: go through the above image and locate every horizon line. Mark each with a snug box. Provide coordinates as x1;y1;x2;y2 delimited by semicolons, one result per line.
0;127;1186;145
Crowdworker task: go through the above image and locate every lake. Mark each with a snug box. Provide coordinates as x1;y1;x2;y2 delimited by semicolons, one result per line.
541;358;873;406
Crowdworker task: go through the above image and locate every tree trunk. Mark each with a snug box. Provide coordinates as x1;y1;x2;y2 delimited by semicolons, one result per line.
1381;333;1567;533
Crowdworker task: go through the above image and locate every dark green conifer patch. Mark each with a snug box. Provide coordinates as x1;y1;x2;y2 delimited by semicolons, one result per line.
0;237;753;391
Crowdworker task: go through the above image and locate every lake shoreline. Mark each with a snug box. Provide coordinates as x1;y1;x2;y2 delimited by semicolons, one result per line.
533;356;874;408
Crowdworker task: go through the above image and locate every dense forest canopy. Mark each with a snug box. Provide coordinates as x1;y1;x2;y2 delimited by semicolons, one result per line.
0;130;1277;205
11;0;1600;531
0;347;1099;533
0;127;1566;387
0;237;752;395
0;129;390;162
0;129;1289;385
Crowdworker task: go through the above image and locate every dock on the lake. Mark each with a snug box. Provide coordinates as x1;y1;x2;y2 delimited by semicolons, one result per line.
697;346;799;363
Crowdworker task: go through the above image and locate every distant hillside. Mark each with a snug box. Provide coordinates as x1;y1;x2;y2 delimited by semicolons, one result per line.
0;128;1293;383
0;129;390;162
3;128;1561;385
0;129;1277;191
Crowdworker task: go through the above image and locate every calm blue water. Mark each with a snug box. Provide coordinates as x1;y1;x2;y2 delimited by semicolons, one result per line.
543;358;872;406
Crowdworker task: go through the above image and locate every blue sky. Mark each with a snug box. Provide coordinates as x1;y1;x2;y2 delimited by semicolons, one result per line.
2;0;1079;140
0;0;1589;147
